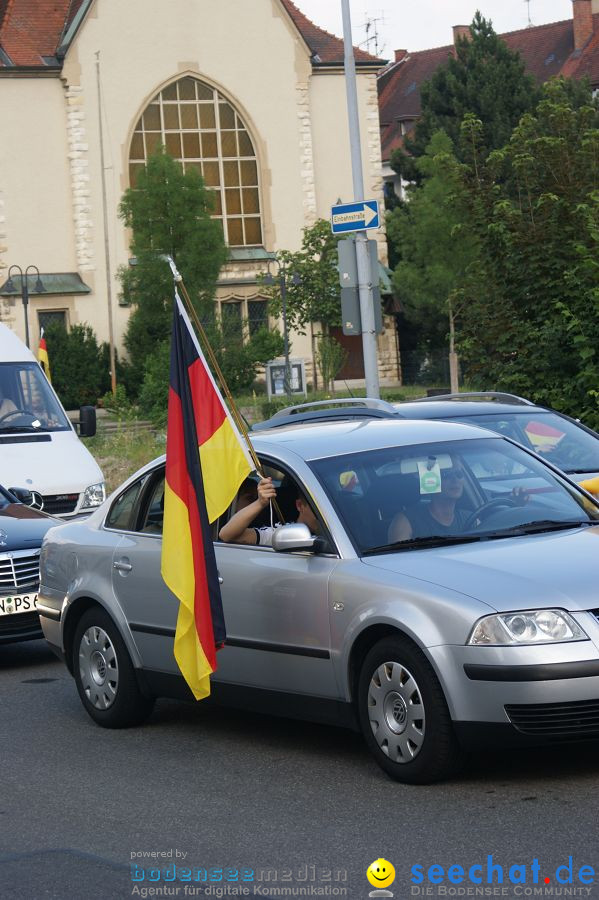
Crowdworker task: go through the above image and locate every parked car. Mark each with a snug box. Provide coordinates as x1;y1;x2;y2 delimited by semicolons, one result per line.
393;392;599;485
0;484;60;644
0;324;104;517
38;408;599;783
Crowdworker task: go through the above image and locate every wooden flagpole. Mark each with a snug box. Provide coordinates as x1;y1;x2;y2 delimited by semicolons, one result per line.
167;258;286;525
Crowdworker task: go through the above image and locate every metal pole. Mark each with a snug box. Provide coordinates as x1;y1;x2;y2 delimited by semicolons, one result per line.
22;276;30;349
340;0;380;398
95;52;118;396
280;274;291;396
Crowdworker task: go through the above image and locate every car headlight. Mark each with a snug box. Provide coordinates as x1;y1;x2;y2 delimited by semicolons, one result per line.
468;609;588;645
81;481;106;509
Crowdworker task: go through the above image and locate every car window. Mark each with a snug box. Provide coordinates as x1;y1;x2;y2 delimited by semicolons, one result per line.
139;476;165;535
454;413;599;475
105;477;146;530
309;437;599;554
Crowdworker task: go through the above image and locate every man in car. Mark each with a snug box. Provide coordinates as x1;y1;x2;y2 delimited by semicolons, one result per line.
219;476;319;546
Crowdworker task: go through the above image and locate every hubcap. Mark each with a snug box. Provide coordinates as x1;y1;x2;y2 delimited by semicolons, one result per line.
367;660;425;763
78;625;119;710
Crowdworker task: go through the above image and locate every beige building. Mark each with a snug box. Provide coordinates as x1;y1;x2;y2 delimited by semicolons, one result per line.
0;0;399;387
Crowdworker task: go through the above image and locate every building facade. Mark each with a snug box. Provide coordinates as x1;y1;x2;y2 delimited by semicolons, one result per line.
0;0;399;386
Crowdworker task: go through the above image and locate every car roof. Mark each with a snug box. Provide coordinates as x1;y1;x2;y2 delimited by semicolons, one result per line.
250;417;501;461
394;400;551;418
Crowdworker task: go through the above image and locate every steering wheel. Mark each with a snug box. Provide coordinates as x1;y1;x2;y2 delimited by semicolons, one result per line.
463;497;518;530
0;409;38;426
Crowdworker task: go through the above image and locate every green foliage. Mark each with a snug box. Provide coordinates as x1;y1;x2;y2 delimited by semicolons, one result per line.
260;219;343;333
118;146;227;395
392;13;538;181
387;131;478;353
314;334;348;394
457;78;599;428
137;325;285;425
45;323;111;409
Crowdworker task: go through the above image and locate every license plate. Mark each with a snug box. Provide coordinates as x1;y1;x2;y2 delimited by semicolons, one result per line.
0;594;38;616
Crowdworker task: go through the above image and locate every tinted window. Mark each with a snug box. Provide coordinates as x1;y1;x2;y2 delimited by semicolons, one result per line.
453;413;599;475
106;479;144;530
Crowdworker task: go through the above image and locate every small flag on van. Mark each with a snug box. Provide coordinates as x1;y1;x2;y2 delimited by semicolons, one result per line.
38;328;51;382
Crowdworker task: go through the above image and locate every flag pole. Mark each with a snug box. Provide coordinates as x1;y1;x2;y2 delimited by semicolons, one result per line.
166;258;286;524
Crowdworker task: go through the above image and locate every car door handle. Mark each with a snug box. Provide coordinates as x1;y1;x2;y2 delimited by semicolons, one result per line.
113;561;133;573
218;572;223;584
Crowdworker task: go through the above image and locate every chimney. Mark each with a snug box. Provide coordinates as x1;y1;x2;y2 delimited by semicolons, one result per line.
452;25;471;45
573;0;593;50
394;49;407;63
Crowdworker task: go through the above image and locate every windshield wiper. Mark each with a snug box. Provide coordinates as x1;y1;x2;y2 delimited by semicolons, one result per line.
363;534;484;555
481;520;595;537
0;425;40;434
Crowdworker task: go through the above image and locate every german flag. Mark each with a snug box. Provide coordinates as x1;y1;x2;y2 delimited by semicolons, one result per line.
38;328;51;382
161;293;252;700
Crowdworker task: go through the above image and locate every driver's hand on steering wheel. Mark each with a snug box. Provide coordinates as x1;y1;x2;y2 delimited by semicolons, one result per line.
511;486;530;506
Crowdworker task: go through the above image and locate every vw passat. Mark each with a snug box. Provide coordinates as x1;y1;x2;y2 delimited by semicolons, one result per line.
38;415;599;783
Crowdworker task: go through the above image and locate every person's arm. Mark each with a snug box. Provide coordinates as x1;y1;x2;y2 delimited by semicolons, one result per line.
219;477;276;545
387;511;413;543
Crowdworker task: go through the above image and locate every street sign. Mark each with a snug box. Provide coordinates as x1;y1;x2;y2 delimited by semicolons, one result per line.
331;199;380;234
341;286;382;335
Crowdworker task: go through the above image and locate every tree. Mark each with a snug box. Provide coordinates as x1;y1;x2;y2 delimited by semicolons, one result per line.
261;219;344;335
458;78;599;427
44;322;112;409
118;147;227;395
392;13;538;183
387;131;478;389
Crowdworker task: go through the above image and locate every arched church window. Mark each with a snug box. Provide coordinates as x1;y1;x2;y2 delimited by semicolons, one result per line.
129;76;262;247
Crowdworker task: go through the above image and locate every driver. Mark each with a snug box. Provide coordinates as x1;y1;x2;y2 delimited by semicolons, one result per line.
0;389;17;420
388;459;469;542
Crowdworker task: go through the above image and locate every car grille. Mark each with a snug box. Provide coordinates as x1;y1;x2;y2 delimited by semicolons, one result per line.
505;700;599;737
0;611;41;639
42;493;79;515
0;550;40;592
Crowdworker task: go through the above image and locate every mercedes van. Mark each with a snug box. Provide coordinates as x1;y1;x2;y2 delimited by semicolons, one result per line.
0;324;104;516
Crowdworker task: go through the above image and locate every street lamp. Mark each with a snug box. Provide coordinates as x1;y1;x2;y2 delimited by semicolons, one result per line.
263;259;301;396
4;265;46;348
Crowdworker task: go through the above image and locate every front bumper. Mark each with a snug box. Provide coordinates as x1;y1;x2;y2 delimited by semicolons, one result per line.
428;610;599;745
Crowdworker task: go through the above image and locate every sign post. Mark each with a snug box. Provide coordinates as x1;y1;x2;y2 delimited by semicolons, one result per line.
340;0;380;398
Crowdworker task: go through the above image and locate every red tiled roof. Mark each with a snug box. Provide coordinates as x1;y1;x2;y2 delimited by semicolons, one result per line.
379;15;598;162
0;0;383;69
280;0;382;65
0;0;85;66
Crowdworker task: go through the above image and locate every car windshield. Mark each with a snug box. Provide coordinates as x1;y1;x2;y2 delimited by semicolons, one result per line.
452;412;599;475
0;362;70;432
309;437;599;555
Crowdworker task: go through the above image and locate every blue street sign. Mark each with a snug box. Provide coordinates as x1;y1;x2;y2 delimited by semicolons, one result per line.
331;199;380;234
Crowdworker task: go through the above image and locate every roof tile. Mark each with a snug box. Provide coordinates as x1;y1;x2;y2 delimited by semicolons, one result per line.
378;16;599;162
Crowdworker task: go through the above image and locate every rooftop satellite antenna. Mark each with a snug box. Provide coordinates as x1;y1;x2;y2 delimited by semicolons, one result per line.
358;11;386;57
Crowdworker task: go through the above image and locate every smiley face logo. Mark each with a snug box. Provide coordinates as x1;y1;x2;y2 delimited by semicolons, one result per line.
367;858;396;889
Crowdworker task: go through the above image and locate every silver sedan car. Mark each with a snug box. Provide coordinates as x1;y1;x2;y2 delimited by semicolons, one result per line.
38;416;599;783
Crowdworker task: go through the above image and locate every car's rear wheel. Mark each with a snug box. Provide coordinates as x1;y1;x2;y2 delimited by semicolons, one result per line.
73;607;154;728
357;635;463;784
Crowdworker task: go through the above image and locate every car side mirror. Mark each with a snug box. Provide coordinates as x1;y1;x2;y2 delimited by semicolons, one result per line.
8;486;33;505
78;405;97;437
271;523;318;553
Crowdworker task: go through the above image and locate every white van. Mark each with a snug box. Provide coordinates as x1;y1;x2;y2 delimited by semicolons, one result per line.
0;324;104;516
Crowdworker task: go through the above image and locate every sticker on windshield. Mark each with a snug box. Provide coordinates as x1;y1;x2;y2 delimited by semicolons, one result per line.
417;459;442;494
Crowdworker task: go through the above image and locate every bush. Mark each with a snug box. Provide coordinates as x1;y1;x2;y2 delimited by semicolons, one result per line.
45;323;111;409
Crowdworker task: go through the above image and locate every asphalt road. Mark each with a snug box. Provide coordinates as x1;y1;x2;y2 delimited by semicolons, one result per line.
2;639;599;900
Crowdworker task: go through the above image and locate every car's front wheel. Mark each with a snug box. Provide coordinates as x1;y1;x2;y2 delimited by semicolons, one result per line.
357;635;463;784
73;607;154;728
